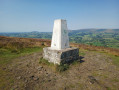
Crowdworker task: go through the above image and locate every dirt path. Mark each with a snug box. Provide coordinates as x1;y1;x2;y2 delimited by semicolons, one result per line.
8;51;119;90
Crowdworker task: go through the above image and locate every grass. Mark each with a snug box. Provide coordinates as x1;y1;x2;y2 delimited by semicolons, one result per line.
39;57;54;66
0;47;43;65
90;50;119;67
92;71;108;79
112;78;119;82
56;64;69;72
99;51;119;67
111;55;119;66
79;52;85;56
80;48;119;68
0;47;43;89
79;49;87;56
102;52;119;67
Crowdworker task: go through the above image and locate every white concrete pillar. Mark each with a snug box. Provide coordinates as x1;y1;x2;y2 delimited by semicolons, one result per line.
51;19;69;50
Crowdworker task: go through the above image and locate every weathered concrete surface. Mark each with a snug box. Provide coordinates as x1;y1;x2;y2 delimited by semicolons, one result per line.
51;19;69;50
43;47;79;64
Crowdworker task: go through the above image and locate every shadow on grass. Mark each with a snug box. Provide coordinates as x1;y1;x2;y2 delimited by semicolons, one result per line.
79;56;85;63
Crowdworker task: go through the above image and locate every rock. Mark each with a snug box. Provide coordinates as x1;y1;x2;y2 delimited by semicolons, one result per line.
17;76;21;79
33;77;39;81
9;69;12;71
26;64;29;67
99;67;103;70
2;67;6;70
30;75;34;78
48;79;51;82
24;84;27;88
37;66;43;71
88;76;98;84
12;85;18;89
38;72;40;74
30;75;39;81
25;79;28;83
46;74;49;77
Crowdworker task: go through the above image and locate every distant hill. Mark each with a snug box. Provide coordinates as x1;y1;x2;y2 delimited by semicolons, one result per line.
69;29;119;33
0;29;119;49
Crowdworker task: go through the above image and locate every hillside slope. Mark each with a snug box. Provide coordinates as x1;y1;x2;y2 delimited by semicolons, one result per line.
1;48;118;90
0;36;119;90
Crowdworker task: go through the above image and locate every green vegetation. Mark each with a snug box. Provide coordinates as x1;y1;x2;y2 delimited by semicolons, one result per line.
0;31;52;39
0;47;43;65
111;55;119;67
69;32;119;49
0;29;119;49
91;50;119;67
98;50;119;67
56;64;69;72
39;57;54;66
112;78;119;82
0;47;43;89
79;49;86;56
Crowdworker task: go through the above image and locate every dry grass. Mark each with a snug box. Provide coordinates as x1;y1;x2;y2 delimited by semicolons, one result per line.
70;43;119;56
0;36;50;50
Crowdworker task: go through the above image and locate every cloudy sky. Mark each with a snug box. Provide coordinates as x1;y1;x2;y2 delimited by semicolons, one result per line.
0;0;119;32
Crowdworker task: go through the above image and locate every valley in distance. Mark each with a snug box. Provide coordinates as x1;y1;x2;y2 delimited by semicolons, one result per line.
1;28;119;49
0;28;119;90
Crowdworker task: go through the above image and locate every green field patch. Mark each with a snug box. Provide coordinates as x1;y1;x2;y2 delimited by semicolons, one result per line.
0;47;43;65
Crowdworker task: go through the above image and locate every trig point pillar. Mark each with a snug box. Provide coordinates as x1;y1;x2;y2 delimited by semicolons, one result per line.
43;19;79;65
51;19;69;50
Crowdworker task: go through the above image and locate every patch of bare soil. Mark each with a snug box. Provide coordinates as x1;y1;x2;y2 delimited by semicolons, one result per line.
8;51;119;90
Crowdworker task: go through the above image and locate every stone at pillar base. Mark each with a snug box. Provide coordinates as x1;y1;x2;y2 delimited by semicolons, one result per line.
43;47;79;65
